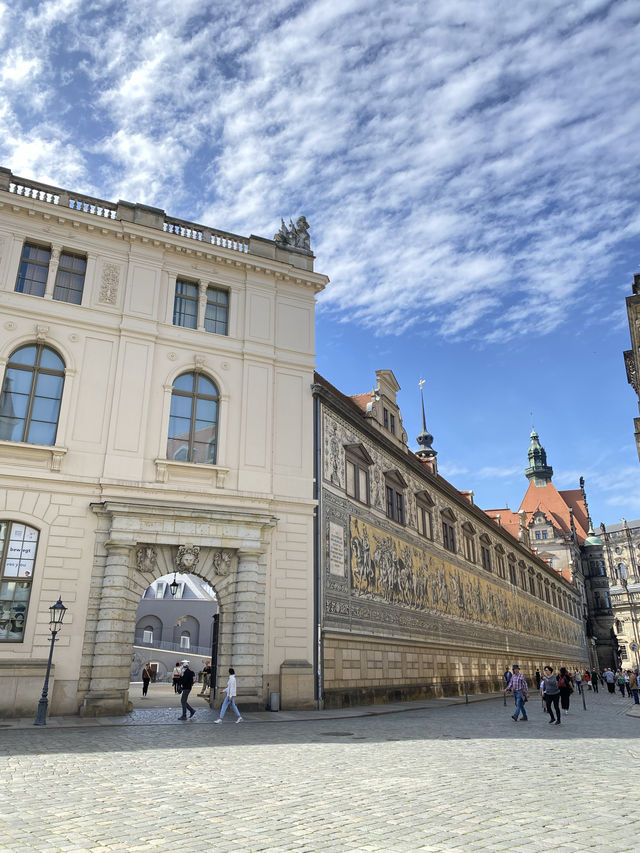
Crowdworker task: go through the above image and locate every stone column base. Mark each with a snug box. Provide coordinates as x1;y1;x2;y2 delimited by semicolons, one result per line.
280;660;315;710
80;691;132;717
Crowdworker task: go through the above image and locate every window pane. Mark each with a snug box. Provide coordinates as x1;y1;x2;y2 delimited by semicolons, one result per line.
38;348;65;371
53;269;84;304
196;376;218;397
26;419;57;445
30;395;62;423
358;468;368;503
169;395;192;419
194;398;217;424
168;415;191;441
173;373;195;393
346;461;355;497
9;346;37;367
35;373;64;398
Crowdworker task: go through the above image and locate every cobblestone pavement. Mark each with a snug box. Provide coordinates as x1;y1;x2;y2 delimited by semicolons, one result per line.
1;690;638;853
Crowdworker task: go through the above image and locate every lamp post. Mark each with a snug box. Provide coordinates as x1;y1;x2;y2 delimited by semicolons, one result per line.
34;598;67;726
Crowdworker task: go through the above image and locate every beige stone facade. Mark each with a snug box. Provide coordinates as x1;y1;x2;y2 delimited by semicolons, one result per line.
624;273;640;460
0;168;327;716
314;371;588;708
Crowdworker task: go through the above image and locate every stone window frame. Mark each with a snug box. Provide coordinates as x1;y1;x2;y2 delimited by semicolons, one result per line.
204;286;229;336
441;507;457;554
518;560;527;591
384;469;407;525
462;521;477;564
15;241;51;297
344;443;373;506
15;240;88;305
507;552;517;585
52;250;87;305
415;489;435;540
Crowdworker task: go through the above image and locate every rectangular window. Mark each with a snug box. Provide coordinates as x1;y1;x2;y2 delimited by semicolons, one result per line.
383;408;389;429
542;530;548;539
417;506;433;539
535;530;541;540
508;563;517;585
496;554;505;579
464;536;476;563
390;413;395;435
386;487;404;523
346;459;369;505
0;521;38;642
15;243;50;297
481;546;492;572
529;576;535;595
142;629;153;643
442;521;456;553
205;287;229;335
180;635;190;650
53;252;86;304
173;280;198;328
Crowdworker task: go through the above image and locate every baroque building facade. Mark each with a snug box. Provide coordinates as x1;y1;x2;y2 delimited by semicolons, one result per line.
313;370;587;708
0;167;327;717
598;519;640;672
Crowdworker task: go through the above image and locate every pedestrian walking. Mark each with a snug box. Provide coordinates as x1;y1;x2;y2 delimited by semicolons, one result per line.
198;660;211;696
172;661;182;693
535;669;541;689
503;666;512;688
557;667;573;715
141;661;152;697
214;667;243;724
624;670;632;697
591;670;599;693
542;665;561;725
629;670;639;705
178;661;196;720
616;670;626;698
604;668;616;693
504;664;528;721
573;669;583;695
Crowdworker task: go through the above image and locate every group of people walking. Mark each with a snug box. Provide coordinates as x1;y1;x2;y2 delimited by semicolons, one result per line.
503;662;640;724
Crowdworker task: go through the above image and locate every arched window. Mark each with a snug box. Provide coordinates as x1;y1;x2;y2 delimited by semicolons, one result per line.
167;372;219;464
0;344;65;445
142;627;154;644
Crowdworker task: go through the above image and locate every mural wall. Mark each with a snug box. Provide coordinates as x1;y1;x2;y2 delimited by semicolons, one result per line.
349;517;582;648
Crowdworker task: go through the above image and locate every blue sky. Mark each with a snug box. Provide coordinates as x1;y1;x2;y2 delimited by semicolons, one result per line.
1;0;639;524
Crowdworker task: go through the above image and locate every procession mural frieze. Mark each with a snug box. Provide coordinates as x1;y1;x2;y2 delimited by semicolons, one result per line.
349;517;582;647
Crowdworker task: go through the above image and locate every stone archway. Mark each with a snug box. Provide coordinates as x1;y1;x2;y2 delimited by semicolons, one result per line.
78;501;274;717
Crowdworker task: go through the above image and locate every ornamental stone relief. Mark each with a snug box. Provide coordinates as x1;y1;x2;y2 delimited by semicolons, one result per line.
99;262;120;304
135;545;158;575
175;544;200;572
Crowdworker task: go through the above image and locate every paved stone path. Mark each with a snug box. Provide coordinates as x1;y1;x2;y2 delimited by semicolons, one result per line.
0;689;638;852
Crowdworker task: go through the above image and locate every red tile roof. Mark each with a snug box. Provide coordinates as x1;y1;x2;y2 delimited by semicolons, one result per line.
518;480;588;543
349;392;373;412
484;508;521;544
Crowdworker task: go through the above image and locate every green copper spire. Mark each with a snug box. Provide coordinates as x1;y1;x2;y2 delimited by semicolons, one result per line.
525;428;553;485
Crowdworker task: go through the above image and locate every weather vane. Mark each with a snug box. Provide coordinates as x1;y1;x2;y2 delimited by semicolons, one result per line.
419;378;426;391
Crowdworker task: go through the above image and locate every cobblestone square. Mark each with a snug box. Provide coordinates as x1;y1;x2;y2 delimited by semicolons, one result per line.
1;691;638;852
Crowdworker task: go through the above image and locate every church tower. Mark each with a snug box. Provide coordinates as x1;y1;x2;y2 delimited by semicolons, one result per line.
525;428;553;485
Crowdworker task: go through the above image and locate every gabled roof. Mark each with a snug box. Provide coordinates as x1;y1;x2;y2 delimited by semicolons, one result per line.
518;480;588;543
350;392;373;413
484;508;520;543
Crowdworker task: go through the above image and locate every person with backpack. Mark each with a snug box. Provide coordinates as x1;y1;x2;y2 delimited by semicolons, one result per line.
557;666;573;715
542;665;561;725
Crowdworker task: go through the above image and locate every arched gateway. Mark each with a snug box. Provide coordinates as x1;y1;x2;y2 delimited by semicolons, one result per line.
79;501;275;716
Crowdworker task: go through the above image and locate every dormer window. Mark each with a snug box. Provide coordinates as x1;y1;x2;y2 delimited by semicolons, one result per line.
345;444;372;506
385;470;407;524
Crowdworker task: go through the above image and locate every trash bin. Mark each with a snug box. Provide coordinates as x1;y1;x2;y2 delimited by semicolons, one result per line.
269;691;280;712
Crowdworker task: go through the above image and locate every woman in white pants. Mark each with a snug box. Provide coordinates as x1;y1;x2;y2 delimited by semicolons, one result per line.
214;667;243;723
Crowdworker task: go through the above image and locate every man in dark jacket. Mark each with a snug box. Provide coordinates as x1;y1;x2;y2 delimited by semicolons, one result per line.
179;661;196;719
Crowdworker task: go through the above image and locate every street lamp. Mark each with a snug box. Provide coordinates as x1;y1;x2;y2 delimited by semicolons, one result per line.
34;598;68;726
169;573;179;597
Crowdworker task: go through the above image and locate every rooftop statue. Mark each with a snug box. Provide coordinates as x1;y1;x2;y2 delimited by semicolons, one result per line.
274;215;311;251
